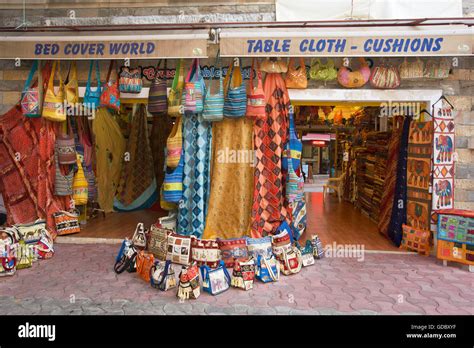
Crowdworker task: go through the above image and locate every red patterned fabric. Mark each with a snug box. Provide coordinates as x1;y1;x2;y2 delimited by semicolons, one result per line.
251;73;291;238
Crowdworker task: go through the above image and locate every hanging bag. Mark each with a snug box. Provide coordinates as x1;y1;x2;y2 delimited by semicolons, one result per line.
56;118;76;165
65;61;79;106
72;154;88;205
183;58;205;113
281;111;302;171
223;59;247;118
148;60;168;116
119;66;143;93
423;58;450;79
54;150;74;196
20;60;41;117
83;60;102;110
202;53;224;122
399;58;424;80
163;152;184;203
285;57;307;89
369;63;401;89
42;61;66;122
260;57;288;73
150;260;177;291
246;58;266;120
168;59;184;117
309;58;338;81
337;57;371;88
200;260;231;296
100;60;121;111
286;152;304;203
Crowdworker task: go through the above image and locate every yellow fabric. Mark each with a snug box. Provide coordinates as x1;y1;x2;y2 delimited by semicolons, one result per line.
92;107;126;213
73;154;88;205
223;60;243;95
65;61;79;104
203;117;254;239
166;116;183;168
42;61;66;122
160;185;177;211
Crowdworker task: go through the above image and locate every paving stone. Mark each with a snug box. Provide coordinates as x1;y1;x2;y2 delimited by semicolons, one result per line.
232;304;250;314
204;305;236;315
274;306;292;315
247;307;277;315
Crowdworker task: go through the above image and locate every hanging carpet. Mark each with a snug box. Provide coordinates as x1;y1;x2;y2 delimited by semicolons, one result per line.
203;117;254;239
92;107;126;213
250;73;291;238
115;104;157;211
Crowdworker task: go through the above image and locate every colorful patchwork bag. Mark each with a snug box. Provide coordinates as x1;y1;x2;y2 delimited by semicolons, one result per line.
136;250;155;283
255;254;280;283
119;66;143;93
53;210;80;236
285;57;308;89
369;64;401;89
150;260;177;291
131;223;148;250
223;59;247;118
163;153;184;203
246;236;273;259
21;60;41;117
166;233;192;266
217;237;249;268
148;60;168;116
400;224;431;256
15;219;47;244
100;60;121;112
183;58;205;113
296;240;315;267
191;237;221;268
168;59;184;117
16;241;33;270
42;61;66;122
0;245;16;277
177;263;201;300
202;54;224;122
72;154;88;205
166;117;183;168
147;223;172;261
231;258;255;291
200;260;231;296
246;59;266;120
311;234;325;259
281;111;302;172
83;60;102;110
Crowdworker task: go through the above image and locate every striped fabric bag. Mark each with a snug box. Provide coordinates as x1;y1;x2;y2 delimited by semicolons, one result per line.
281;111;302;171
202;54;224;122
223;59;247;118
119;67;143;93
183;58;205;114
166;117;182;168
163;153;184;203
54;150;74;196
168;59;184;117
148;60;168;116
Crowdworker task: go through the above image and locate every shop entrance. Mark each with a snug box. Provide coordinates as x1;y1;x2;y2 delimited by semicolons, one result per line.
291;88;442;251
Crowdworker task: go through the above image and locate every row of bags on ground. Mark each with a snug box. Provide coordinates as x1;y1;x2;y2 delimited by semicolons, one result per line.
0;220;55;276
113;220;324;299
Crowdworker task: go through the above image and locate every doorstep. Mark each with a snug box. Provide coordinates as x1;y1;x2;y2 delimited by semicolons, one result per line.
55;236;123;245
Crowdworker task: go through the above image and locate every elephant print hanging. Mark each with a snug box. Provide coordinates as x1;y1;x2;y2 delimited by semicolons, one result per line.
432;105;455;210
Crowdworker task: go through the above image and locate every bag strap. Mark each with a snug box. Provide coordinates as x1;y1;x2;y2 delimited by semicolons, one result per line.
185;58;197;83
171;59;183;90
221;260;231;283
223;60;234;96
262;255;278;281
23;61;38;92
105;60;115;83
288;57;295;71
299;57;306;74
208;51;221;95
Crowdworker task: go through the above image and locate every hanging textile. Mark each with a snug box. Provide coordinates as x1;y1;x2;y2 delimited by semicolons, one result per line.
432;106;455;211
387;117;411;246
378;116;404;237
177;113;212;238
406;121;433;232
203;118;254;239
250;73;291;238
92;107;126;213
115;104;157;211
150;114;172;191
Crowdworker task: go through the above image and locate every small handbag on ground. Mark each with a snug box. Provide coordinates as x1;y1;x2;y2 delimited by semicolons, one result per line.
114;239;137;274
119;66;143;93
223;59;247;118
168;59;185;117
246;59;266;120
200;260;231;296
0;245;16;277
83;60;102;110
183;58;205;114
136;250;155;282
100;60;121;112
16;241;33;270
21;60;41;117
285;57;307;89
255;254;280;283
231;258;255;291
166;233;192;266
296;240;315;267
131;223;147;250
202;54;224;122
278;246;303;275
246;235;273;259
177;263;201;300
311;234;325;259
147;223;172;261
191;237;221;268
42;61;66;122
53;210;80;236
34;230;54;260
150;260;177;291
217;237;249;268
148;60;168;116
15;219;47;244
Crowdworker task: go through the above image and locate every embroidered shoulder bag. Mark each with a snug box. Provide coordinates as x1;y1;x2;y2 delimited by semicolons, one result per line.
168;59;184;117
191;237;221;268
255;254;280;283
150;260;177;291
21;60;41;117
177;263;201;300
34;230;54;260
100;60;121;112
296;240;315;267
281;111;302;172
147;223;172;261
65;61;79;106
246;58;266;120
119;66;143;93
136;250;155;282
53;210;80;236
16;241;33;270
246;236;273;259
202;53;224;122
15;219;47;244
56;118;76;165
183;58;205;113
163;153;184;204
0;244;16;277
231;258;255;291
311;234;325;259
148;59;168;116
285;57;308;89
72;154;88;205
399;58;424;80
166;116;183;168
279;246;302;275
83;60;102;110
223;59;247;118
54;150;74;196
200;260;231;296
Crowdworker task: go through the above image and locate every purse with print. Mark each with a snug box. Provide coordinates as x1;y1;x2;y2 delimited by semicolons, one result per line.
15;219;47;244
147;223;172;261
16;241;33;270
296;240;315;267
0;244;16;277
34;230;54;260
246;236;273;259
119;66;143;93
21;60;41;117
114;239;137;274
217;237;249;268
200;260;231;296
279;246;302;276
272;225;293;260
0;227;19;246
311;234;325;259
131;222;148;250
285;57;307;89
150;260;177;291
191;238;221;268
136;250;155;283
53;210;80;236
166;233;192;266
255;254;280;283
231;258;255;291
177;263;201;300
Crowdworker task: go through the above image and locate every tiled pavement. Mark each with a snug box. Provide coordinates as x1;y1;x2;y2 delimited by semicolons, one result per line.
0;243;473;315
